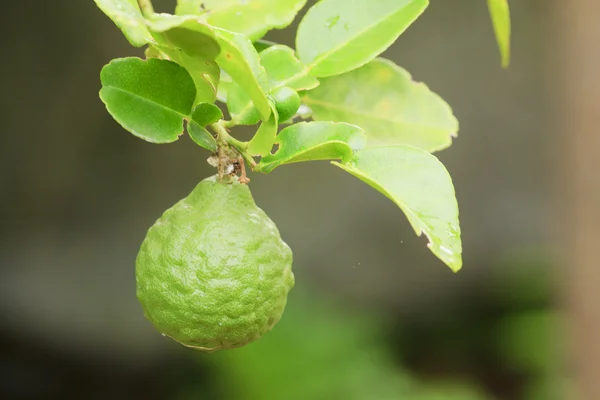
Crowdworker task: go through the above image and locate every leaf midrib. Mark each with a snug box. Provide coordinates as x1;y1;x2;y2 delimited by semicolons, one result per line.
305;0;424;71
303;97;454;133
103;85;191;120
262;140;353;168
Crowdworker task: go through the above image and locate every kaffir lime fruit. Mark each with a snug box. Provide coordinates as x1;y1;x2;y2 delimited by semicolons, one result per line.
136;176;294;351
271;86;301;122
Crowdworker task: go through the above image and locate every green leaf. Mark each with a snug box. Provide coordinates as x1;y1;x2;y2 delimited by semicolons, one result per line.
191;102;223;126
227;45;318;125
217;70;232;103
256;122;366;173
183;0;308;41
146;15;221;105
214;28;271;120
175;0;207;15
151;45;220;105
487;0;511;68
247;102;279;156
144;45;163;59
304;58;457;152
253;39;278;53
99;57;196;143
296;0;428;77
333;146;462;271
187;103;221;151
147;15;220;59
180;55;220;104
260;45;320;91
227;82;262;125
187;124;217;152
94;0;153;47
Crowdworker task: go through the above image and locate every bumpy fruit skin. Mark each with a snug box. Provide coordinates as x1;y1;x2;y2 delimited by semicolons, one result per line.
271;86;301;122
136;176;294;351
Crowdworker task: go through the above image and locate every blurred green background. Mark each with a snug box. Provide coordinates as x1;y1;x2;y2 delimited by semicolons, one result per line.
0;1;575;399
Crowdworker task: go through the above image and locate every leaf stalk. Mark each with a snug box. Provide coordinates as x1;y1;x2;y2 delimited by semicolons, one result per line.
137;0;155;17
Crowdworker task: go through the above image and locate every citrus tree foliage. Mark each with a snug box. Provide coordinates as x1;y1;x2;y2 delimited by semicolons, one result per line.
95;0;512;273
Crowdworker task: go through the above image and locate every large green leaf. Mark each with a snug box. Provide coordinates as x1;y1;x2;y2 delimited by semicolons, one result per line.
146;15;220;105
248;102;279;156
187;103;221;151
296;0;428;77
333;146;462;271
99;58;196;143
177;0;308;41
94;0;153;47
487;0;511;68
256;122;366;173
260;45;320;91
304;58;457;152
214;28;271;120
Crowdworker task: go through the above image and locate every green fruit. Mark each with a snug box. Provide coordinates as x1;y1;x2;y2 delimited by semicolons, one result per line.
271;86;301;122
136;175;294;351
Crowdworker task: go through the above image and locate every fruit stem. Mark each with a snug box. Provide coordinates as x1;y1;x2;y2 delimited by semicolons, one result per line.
137;0;155;17
211;121;256;170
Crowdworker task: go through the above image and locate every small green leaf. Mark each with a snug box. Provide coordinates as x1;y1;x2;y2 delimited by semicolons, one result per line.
304;58;457;152
94;0;153;47
99;57;195;143
297;0;428;77
191;103;223;127
487;0;511;68
187;103;221;151
256;122;366;173
248;102;279;156
187;124;217;152
260;45;320;91
190;0;308;41
333;146;462;271
214;28;271;120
